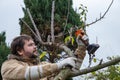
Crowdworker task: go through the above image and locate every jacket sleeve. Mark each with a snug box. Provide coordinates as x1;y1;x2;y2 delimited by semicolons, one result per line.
25;62;59;80
1;59;27;80
39;62;59;77
1;60;59;80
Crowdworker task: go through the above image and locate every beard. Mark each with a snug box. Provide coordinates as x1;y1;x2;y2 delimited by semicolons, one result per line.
30;53;38;58
23;50;39;59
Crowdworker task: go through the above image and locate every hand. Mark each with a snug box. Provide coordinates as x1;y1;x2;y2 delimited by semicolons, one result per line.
82;35;89;41
56;57;77;69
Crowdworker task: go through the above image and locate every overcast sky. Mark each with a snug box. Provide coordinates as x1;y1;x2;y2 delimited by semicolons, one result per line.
73;0;120;67
0;0;120;67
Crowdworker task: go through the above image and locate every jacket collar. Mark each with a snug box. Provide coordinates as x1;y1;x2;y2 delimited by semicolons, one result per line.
7;54;40;65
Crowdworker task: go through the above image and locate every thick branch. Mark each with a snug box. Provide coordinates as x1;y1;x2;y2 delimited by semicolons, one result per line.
71;56;120;77
59;44;74;57
54;56;120;80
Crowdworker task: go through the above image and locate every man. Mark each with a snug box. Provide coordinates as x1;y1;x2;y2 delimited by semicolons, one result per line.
1;35;77;80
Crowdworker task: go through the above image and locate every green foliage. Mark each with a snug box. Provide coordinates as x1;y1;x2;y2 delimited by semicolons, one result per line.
19;0;88;62
86;56;120;80
0;31;10;79
19;0;84;38
0;31;6;45
78;4;88;29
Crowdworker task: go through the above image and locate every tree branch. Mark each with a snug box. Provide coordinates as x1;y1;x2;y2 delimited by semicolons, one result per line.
26;8;43;42
54;56;120;80
20;19;38;40
73;56;120;78
85;0;114;27
51;0;55;42
59;44;74;57
63;0;70;33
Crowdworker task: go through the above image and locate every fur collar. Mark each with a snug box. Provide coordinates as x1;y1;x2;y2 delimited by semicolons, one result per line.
7;54;40;65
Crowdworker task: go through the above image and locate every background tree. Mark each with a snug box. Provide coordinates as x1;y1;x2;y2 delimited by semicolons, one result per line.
18;0;119;80
0;31;6;45
0;31;10;80
19;0;86;62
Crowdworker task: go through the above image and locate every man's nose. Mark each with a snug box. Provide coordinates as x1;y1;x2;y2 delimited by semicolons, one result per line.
34;45;37;49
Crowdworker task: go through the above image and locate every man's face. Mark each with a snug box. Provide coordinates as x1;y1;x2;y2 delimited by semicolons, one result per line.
21;39;38;58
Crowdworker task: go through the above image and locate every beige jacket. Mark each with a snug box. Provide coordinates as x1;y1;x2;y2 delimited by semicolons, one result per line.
1;54;59;80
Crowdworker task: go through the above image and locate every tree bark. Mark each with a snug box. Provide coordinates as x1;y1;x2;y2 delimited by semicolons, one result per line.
51;0;55;42
54;56;120;80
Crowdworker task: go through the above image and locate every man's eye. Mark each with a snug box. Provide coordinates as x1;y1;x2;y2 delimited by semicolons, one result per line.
29;43;34;46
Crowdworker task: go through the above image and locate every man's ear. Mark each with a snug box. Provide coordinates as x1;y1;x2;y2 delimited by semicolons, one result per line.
17;50;23;56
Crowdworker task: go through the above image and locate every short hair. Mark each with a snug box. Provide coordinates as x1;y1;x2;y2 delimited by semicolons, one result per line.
10;35;33;55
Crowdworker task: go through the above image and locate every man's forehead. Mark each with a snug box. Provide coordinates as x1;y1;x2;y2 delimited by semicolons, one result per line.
24;39;34;44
